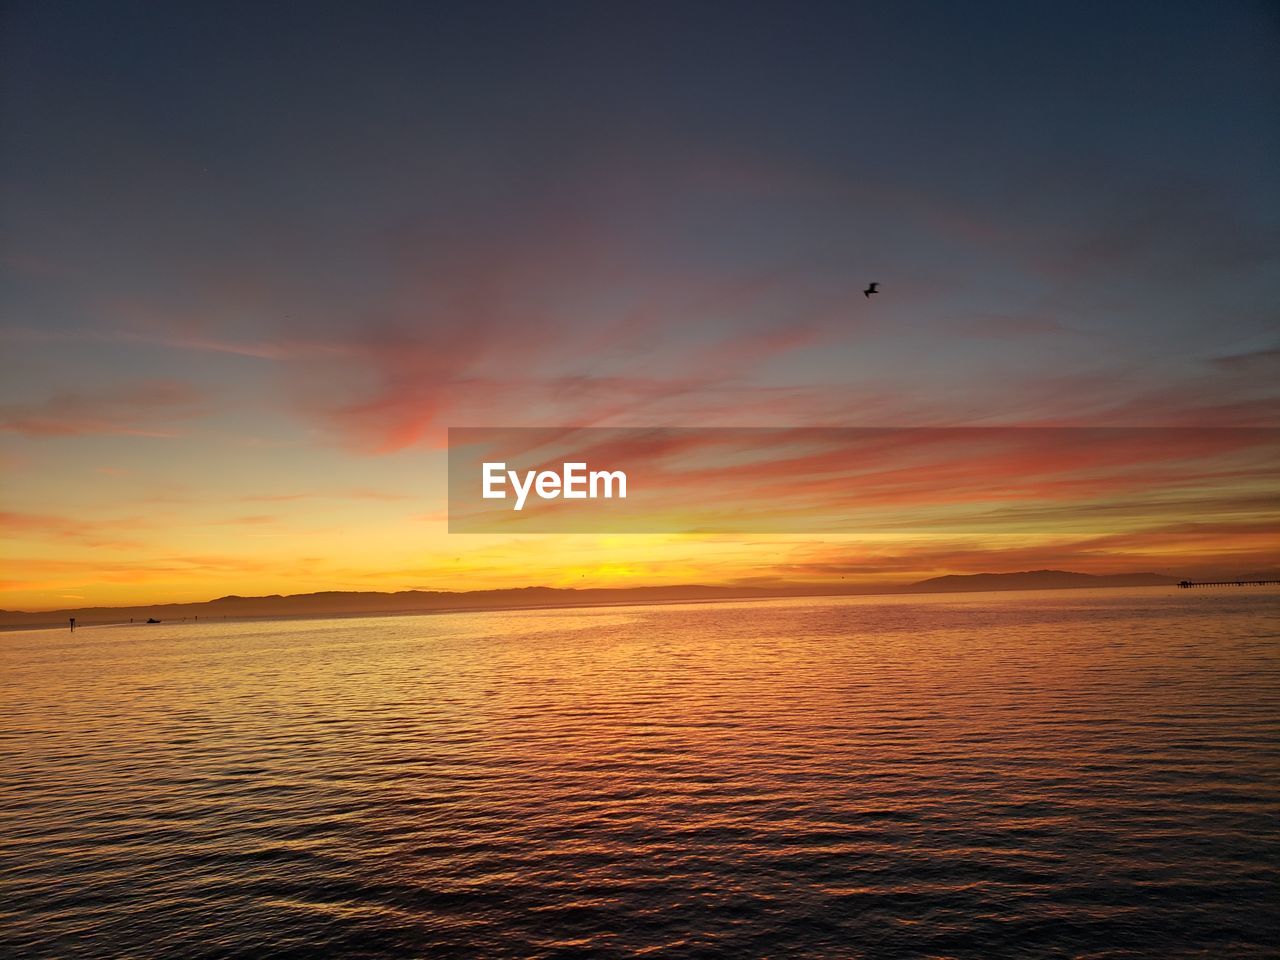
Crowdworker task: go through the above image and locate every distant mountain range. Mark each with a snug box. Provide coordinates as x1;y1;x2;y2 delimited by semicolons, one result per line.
904;570;1178;592
0;570;1191;629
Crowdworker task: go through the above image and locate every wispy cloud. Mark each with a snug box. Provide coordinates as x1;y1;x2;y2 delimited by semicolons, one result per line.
0;511;150;549
0;380;207;438
1210;344;1280;373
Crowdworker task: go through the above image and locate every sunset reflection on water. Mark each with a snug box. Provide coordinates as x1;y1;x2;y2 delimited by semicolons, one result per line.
2;589;1277;958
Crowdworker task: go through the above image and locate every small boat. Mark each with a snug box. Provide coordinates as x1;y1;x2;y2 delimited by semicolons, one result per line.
146;617;161;624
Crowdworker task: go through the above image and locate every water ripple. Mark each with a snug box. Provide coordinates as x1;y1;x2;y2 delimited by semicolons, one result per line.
1;589;1277;958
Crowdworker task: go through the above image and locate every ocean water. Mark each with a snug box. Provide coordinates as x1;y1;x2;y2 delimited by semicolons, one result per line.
1;588;1277;959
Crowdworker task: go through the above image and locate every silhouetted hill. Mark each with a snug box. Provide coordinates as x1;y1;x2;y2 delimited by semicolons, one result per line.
0;570;1195;630
905;570;1178;592
0;584;825;629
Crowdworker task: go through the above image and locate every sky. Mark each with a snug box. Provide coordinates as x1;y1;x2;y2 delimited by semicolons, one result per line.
2;0;1278;609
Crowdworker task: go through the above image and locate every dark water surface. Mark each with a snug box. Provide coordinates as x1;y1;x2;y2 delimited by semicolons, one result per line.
2;589;1277;959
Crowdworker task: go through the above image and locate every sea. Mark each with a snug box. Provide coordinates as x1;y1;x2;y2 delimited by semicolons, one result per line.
1;588;1277;958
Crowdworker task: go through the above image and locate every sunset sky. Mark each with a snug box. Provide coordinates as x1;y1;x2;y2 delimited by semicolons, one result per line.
2;1;1278;609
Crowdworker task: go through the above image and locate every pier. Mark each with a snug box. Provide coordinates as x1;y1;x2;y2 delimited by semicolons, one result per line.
1178;579;1280;588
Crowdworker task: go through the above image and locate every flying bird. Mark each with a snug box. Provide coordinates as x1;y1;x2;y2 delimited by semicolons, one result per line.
863;282;879;298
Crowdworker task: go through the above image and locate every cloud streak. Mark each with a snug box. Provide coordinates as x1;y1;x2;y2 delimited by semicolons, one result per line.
0;380;207;438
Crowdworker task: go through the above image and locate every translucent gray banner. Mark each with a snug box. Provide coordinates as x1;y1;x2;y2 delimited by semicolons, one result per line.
447;427;1280;534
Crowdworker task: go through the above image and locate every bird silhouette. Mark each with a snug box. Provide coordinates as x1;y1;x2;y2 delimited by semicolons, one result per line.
863;282;879;298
